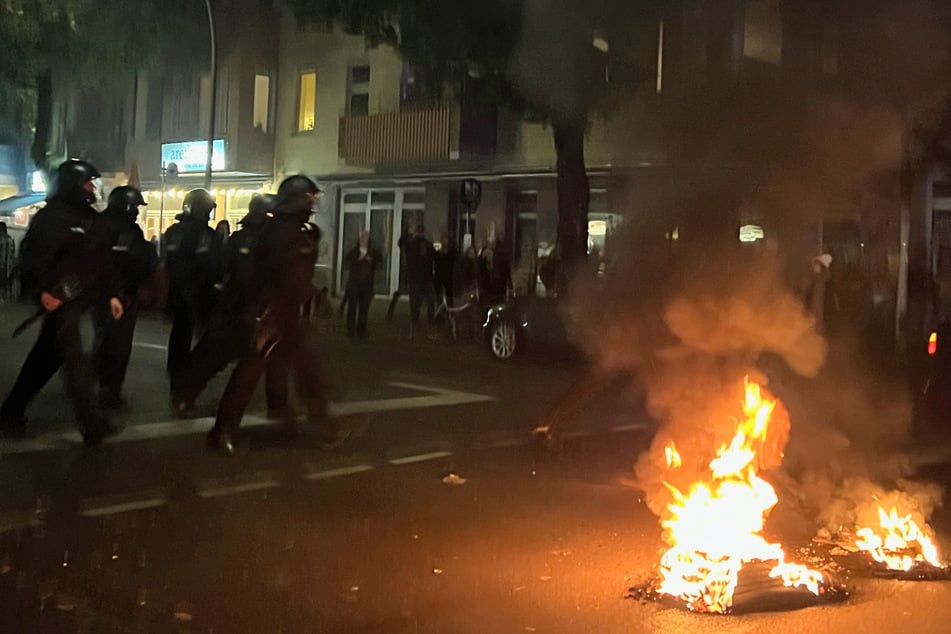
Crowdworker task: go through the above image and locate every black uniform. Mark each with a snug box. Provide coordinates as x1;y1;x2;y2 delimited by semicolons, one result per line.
0;160;118;444
162;201;224;379
209;176;338;455
170;198;283;413
92;188;157;410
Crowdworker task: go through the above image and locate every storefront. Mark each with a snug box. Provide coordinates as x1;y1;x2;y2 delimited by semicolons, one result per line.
139;140;271;240
336;187;426;296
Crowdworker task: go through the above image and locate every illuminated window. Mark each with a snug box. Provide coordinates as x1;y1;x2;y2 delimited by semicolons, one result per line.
297;71;317;132
253;74;271;133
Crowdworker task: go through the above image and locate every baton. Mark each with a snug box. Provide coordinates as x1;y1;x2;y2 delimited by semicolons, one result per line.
12;308;45;339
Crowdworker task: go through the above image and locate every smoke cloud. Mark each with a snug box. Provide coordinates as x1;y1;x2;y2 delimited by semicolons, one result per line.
547;0;951;535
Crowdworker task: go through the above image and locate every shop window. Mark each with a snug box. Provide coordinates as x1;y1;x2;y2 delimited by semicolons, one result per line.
348;64;370;116
297;71;317;132
253;74;271;133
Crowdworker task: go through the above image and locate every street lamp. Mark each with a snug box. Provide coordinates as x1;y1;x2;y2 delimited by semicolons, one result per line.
203;0;217;190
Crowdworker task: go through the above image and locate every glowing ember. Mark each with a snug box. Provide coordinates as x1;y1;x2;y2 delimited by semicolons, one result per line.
855;506;944;572
656;379;825;613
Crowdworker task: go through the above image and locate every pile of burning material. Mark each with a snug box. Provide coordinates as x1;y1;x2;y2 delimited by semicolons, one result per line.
630;379;846;614
814;478;949;580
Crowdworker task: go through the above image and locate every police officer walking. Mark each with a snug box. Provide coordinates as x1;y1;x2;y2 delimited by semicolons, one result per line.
92;186;158;411
207;176;342;455
170;193;280;414
0;159;123;445
161;188;224;380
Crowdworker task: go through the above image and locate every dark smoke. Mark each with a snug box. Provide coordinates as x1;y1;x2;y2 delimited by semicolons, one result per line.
538;1;951;532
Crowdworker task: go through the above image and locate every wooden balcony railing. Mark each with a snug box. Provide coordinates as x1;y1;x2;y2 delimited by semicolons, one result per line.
338;105;457;166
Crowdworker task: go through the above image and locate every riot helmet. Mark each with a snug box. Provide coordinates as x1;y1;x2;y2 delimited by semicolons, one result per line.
51;159;101;205
275;175;321;218
240;193;276;226
182;188;217;220
106;186;146;220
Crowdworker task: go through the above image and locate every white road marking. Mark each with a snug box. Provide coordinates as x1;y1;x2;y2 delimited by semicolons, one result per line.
388;451;453;465
560;430;593;439
80;496;168;517
303;464;374;480
197;479;280;498
0;383;494;455
611;423;649;432
133;341;167;351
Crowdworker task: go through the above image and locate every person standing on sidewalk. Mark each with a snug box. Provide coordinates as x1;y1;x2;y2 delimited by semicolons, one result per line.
161;188;224;379
398;223;436;340
343;230;381;340
0;222;14;301
91;186;158;412
0;159;122;445
208;175;343;456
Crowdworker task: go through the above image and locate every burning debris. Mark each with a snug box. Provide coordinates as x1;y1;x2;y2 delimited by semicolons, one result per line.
632;379;949;614
636;378;841;614
815;477;948;578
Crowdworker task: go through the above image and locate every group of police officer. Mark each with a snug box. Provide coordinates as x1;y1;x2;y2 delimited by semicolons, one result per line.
0;159;342;456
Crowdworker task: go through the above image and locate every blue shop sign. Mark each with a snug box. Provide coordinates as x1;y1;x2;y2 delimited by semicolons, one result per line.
160;140;226;173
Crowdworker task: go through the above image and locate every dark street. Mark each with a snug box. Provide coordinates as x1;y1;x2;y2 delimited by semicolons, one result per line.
0;303;947;633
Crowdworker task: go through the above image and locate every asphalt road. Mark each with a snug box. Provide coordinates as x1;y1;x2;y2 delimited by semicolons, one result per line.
0;301;950;632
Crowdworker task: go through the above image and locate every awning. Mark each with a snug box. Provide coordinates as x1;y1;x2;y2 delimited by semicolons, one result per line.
0;193;45;213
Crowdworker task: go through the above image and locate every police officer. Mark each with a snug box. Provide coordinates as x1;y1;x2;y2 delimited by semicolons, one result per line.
208;176;341;455
92;186;158;411
170;193;279;414
0;159;122;445
161;188;224;379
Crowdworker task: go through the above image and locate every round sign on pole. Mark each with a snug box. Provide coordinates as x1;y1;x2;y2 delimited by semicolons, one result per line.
461;178;481;210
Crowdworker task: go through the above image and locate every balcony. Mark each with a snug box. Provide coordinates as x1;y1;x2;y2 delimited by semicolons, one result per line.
338;105;497;167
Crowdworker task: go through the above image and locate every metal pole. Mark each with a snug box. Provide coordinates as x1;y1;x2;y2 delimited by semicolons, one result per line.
203;0;217;191
159;164;166;246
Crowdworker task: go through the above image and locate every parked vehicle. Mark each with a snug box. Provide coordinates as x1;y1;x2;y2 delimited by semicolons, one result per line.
482;295;574;361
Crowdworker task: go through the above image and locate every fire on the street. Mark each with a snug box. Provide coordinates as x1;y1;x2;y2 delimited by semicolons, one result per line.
655;378;828;613
855;506;943;572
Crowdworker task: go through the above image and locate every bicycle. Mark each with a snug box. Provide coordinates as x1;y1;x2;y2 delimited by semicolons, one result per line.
433;291;477;342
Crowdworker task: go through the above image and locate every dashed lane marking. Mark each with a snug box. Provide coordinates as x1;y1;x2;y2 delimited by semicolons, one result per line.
0;383;494;455
80;490;169;517
388;451;454;465
303;464;375;480
610;423;649;432
197;479;281;499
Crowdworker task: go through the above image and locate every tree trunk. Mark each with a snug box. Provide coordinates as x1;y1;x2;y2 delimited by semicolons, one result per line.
30;72;53;173
553;114;589;288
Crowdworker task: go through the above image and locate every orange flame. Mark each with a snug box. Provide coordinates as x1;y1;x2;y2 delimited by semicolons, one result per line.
656;378;824;613
855;506;943;571
665;442;683;469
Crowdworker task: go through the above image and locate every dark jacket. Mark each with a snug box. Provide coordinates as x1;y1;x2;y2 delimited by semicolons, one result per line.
161;214;224;312
434;245;457;287
478;255;512;306
92;211;158;304
251;215;320;323
398;233;435;284
344;244;382;288
220;223;264;315
19;197;115;305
